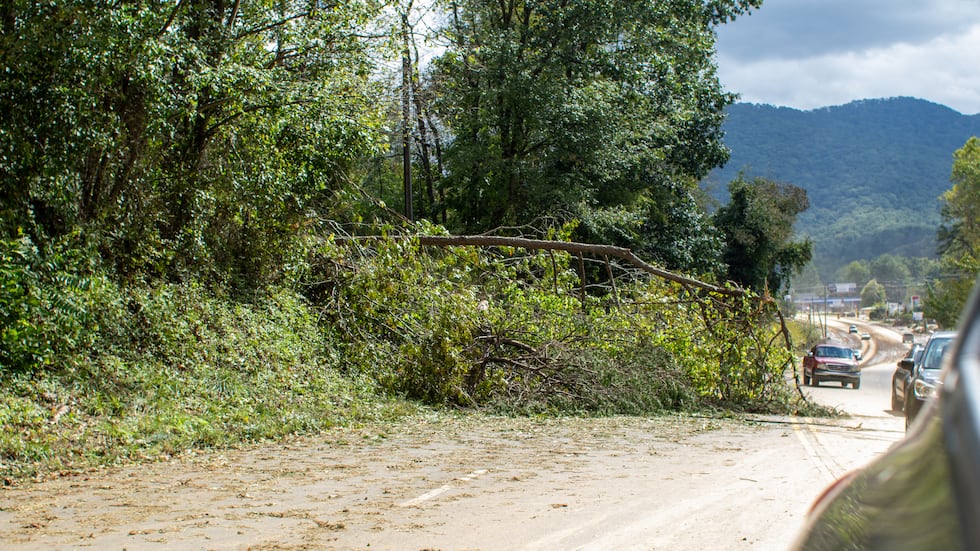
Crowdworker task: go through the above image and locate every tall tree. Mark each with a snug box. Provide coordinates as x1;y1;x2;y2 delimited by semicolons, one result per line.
927;136;980;326
428;0;761;271
1;0;386;286
869;254;911;303
861;279;887;309
836;261;871;287
713;175;812;294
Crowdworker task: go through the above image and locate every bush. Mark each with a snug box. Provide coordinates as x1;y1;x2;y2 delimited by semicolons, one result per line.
0;277;399;480
497;343;700;415
0;235;101;372
310;231;799;415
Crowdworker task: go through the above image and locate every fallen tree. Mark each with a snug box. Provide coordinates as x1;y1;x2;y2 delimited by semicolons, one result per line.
320;231;807;410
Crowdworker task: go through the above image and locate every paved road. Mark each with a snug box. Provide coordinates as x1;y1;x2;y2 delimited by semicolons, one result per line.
793;318;908;488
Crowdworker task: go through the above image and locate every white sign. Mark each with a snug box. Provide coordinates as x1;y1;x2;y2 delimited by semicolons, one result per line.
834;283;857;294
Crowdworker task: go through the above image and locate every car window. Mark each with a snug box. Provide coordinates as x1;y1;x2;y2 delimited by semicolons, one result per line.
904;344;923;361
922;338;953;370
816;346;851;358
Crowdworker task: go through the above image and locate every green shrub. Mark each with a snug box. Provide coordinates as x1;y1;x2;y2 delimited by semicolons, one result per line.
0;235;102;373
311;232;798;415
0;279;399;480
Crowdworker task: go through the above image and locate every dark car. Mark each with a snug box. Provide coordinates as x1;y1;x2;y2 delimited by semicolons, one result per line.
790;289;980;550
904;331;956;428
802;344;861;389
891;343;923;411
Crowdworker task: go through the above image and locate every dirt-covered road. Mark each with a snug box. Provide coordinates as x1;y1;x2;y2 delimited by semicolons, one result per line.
0;321;911;550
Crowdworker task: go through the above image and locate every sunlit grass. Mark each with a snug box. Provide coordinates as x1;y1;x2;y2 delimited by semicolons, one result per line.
0;285;416;481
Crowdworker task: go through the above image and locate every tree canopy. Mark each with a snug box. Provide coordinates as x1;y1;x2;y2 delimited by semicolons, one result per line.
868;254;911;303
1;0;386;285
928;136;980;326
713;175;812;294
835;261;871;288
861;279;887;308
428;0;762;273
2;0;772;281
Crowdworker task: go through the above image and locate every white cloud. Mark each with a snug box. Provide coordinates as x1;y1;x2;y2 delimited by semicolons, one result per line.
718;22;980;114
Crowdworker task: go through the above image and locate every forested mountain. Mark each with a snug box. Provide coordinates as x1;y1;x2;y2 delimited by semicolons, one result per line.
706;97;980;278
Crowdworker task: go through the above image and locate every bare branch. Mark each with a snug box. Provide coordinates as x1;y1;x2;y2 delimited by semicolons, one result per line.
416;235;747;297
158;0;184;36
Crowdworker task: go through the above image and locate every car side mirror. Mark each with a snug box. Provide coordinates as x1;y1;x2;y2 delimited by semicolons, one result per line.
899;359;914;370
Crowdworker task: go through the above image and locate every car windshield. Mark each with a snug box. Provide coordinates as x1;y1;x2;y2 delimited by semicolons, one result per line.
816;346;852;359
921;337;954;370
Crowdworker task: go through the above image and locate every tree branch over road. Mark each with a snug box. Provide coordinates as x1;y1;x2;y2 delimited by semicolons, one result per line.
416;235;747;297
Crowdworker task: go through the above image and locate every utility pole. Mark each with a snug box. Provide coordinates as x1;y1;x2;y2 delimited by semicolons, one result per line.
823;285;829;339
401;9;414;221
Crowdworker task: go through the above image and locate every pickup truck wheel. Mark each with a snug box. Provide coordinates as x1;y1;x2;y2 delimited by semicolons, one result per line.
853;381;861;390
811;378;819;387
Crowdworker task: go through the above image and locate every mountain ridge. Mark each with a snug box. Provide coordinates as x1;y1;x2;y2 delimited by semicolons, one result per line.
705;96;980;278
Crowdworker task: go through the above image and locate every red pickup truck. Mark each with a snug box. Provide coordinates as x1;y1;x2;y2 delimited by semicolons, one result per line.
803;344;861;389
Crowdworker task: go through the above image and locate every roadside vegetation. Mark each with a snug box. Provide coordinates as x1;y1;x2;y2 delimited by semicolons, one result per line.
1;222;828;481
11;0;980;484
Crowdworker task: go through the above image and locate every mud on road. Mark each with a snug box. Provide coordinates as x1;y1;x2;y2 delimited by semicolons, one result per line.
0;408;902;551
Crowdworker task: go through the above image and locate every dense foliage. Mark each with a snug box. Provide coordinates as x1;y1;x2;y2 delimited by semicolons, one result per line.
927;137;980;327
429;0;762;274
317;229;797;410
713;175;812;294
1;226;816;479
1;237;394;479
1;0;385;286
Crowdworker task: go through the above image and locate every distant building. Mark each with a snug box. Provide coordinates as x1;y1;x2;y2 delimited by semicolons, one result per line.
791;283;862;315
793;294;861;315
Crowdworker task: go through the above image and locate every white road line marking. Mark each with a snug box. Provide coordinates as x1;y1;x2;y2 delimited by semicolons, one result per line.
790;418;837;483
398;469;489;507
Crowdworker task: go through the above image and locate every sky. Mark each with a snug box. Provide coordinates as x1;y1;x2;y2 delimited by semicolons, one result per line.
714;0;980;114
